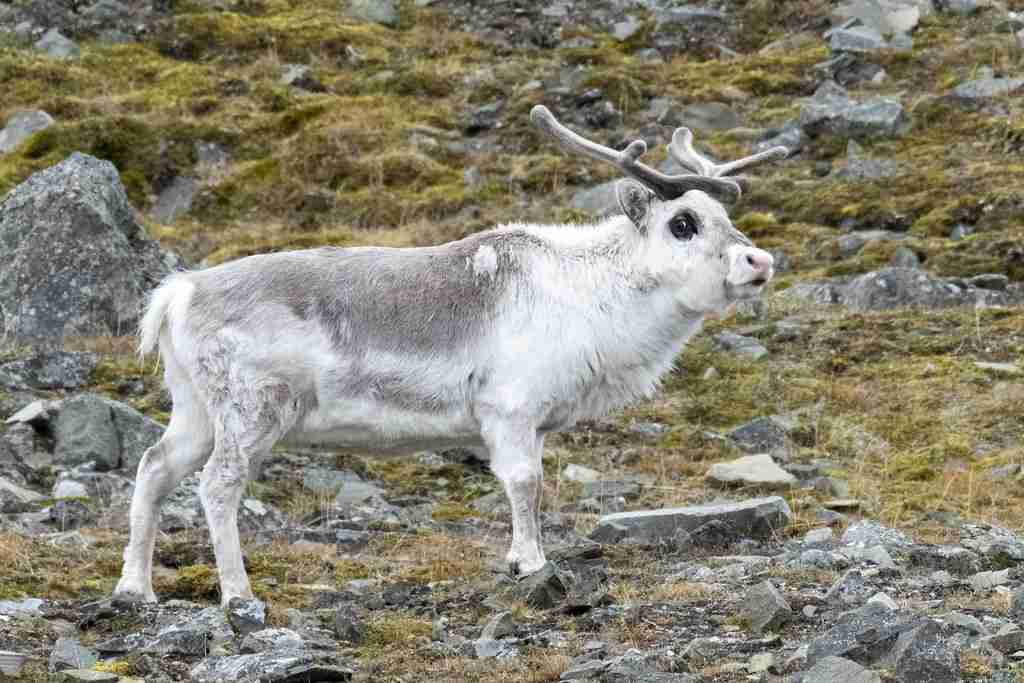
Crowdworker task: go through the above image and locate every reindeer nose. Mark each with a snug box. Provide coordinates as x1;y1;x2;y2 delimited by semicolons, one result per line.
744;249;774;275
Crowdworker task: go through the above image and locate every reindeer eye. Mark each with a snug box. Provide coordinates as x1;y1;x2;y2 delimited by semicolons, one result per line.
669;212;699;241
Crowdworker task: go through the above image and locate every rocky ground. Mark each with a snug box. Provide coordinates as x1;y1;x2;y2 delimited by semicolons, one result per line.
1;0;1023;680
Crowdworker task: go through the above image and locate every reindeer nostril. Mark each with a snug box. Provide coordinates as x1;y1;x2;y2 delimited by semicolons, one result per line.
746;254;758;268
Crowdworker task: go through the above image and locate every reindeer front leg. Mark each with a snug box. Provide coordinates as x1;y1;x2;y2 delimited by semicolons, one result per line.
483;421;547;576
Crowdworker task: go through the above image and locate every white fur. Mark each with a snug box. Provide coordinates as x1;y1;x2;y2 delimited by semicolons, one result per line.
115;189;774;605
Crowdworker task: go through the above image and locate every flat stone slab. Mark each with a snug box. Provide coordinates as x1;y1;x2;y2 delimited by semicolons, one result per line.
802;655;881;683
707;454;797;490
590;496;792;545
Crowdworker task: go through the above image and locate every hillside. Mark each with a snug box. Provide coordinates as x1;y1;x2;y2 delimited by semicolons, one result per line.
0;0;1023;681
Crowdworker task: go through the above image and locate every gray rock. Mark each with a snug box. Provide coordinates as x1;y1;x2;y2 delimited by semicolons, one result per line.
151;176;198;223
807;602;925;665
950;223;973;240
561;658;607;679
48;638;98;673
945;611;986;635
654;6;727;26
84;0;132;22
843;544;898;573
239;628;305;654
0;423;38;478
791;549;847;569
570;180;620;217
51;469;132;505
909;545;981;575
829;25;889;52
190;652;353;682
825;570;875;607
0;598;44;618
0;352;97;390
280;64;325;93
713;332;768;359
756;122;806;154
53;394;121;471
743;580;792;633
929;570;957;587
563;464;601;483
334;476;386;506
961;525;1024;567
5;399;59;427
801;655;881;683
60;671;119;682
333;605;365;643
952;78;1024;100
889;620;961;682
707;453;797;490
0;153;178;342
335;528;370;552
0;477;45;512
969;569;1011;592
728;416;792;454
346;0;399;27
629;421;668;440
108;398;164;473
890;246;920;268
843;268;981;311
0;110;54;154
481;611;515;640
676;102;743;132
473;637;518;659
0;651;29;676
590;496;792;545
35;28;79;59
504;562;567;609
975;362;1021;377
612;15;641;41
979;628;1024;654
835;157;903;181
227;597;267;637
582;479;642;499
464;100;504;134
841;520;911;549
866;592;898;610
940;0;980;14
98;606;233;656
970;273;1009;291
302;467;355;493
748;652;774;673
800;83;907;139
833;0;923;35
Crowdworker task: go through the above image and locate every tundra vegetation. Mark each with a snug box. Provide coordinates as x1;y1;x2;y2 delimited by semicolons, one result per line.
0;0;1023;681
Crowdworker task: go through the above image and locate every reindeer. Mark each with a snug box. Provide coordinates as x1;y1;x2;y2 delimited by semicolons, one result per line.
114;106;787;605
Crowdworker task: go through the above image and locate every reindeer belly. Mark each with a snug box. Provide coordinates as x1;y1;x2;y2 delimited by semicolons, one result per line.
282;397;483;454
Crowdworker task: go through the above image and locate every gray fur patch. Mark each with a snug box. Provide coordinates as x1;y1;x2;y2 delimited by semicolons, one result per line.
187;231;536;355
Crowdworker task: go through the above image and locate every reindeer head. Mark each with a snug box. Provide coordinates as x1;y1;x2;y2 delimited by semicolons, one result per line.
532;105;787;314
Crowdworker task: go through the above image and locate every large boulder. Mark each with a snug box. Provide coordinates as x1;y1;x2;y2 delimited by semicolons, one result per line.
783;268;1024;311
800;82;907;140
0;352;98;391
0;153;179;344
590;496;792;545
0;111;54;154
47;393;164;472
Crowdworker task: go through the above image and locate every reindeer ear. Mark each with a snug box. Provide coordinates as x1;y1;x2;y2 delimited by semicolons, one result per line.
616;179;655;231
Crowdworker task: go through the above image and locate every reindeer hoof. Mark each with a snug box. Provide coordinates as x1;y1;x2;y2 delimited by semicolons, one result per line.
111;589;157;606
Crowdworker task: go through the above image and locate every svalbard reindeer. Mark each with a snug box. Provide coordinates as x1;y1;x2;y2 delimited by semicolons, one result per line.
114;105;787;605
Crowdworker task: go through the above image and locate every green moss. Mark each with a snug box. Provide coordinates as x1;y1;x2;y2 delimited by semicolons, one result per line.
360;616;433;659
172;564;219;600
432;502;476;522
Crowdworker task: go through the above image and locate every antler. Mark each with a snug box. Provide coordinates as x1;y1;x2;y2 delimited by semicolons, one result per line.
668;127;788;179
530;105;788;203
